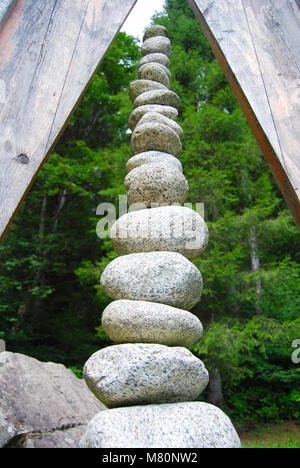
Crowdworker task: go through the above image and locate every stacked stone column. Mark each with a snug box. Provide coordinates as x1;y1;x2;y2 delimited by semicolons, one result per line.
80;25;241;448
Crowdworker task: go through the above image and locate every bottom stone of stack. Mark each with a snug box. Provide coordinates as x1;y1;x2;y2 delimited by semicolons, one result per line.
79;402;241;448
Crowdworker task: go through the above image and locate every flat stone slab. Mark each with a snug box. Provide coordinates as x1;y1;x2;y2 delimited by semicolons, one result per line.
143;25;169;41
83;344;208;408
124;162;188;208
142;36;171;58
131;122;182;157
129;79;167;102
129;104;178;131
100;251;203;310
101;299;203;346
138;52;170;70
134;89;180;110
139;62;170;88
80;402;241;448
110;205;209;260
136;112;183;140
126;151;183;174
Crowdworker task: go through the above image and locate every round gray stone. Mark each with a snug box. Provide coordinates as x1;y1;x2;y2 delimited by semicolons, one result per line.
143;25;169;41
100;251;203;310
80;402;241;448
135;112;183;140
138;52;170;70
83;344;208;408
101;299;203;347
129;104;178;131
110;205;209;260
138;62;171;81
134;89;180;110
142;36;171;58
139;62;170;88
126;151;183;174
124;163;188;207
130;122;182;157
129;79;167;102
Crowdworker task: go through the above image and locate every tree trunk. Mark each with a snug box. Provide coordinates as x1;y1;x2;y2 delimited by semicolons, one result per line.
249;226;262;314
207;367;225;408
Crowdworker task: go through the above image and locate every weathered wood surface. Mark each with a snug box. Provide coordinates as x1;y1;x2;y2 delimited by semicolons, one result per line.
188;0;300;231
0;0;137;241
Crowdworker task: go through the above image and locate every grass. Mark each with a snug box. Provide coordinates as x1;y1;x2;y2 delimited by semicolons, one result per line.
239;421;300;448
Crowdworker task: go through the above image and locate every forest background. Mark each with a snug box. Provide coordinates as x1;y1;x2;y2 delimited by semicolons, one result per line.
0;0;299;426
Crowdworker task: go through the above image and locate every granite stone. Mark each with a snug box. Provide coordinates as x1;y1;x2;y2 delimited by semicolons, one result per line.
142;36;171;58
131;122;182;157
139;62;170;88
126;151;183;174
129;104;178;131
129;79;167;103
138;52;170;70
135;112;183;139
134;89;180;110
143;25;169;41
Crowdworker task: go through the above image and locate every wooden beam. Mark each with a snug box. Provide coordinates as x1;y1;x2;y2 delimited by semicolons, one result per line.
0;0;137;241
188;0;300;231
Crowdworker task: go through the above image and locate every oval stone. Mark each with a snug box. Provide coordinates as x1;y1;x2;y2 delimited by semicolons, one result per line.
124;163;188;207
138;62;171;80
129;104;178;131
139;62;170;88
83;344;208;408
110;205;209;260
134;89;180;110
80;402;241;448
131;122;182;157
143;25;169;41
100;251;203;310
138;52;170;70
135;112;183;140
129;79;167;102
126;151;183;174
142;36;171;58
101;300;203;347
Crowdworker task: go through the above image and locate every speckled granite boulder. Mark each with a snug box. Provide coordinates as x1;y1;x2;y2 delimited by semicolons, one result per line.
100;251;203;310
80;402;241;448
142;36;171;58
129;104;178;131
135;112;183;139
143;25;169;41
124;163;187;207
139;62;170;88
83;344;208;408
101;300;203;346
129;79;167;102
131;122;182;157
138;52;170;70
134;89;180;110
126;151;183;174
110;206;208;259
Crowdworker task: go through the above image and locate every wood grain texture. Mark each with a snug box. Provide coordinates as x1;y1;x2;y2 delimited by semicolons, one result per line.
0;0;137;241
188;0;300;231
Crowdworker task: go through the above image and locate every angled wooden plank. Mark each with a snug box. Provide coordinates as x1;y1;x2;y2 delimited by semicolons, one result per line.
0;0;137;241
0;0;17;31
188;0;300;231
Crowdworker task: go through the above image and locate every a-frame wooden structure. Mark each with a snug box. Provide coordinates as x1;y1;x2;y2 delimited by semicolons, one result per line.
1;0;300;241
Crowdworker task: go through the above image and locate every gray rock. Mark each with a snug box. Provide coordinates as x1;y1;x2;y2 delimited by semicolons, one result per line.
138;61;171;81
139;62;170;88
126;151;183;174
143;25;169;41
135;112;183;140
100;251;203;310
134;89;180;110
110;205;209;260
131;122;182;157
83;344;208;408
80;402;241;448
129;104;178;131
101;299;203;347
142;36;171;58
0;351;105;448
129;79;167;102
124;163;188;207
138;52;170;70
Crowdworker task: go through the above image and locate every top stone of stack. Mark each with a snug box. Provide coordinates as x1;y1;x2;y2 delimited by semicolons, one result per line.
143;24;169;42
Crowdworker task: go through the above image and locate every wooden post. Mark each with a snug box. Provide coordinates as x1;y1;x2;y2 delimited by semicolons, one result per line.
0;0;137;241
188;0;300;231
